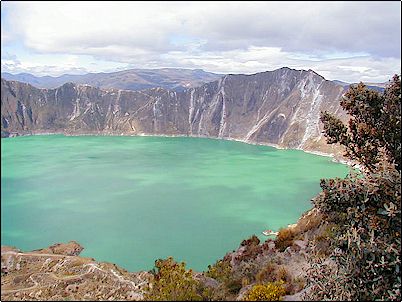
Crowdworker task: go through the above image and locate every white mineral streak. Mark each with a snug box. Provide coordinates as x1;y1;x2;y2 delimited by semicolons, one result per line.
112;104;120;115
256;90;269;121
300;72;315;99
41;258;52;270
279;72;324;147
69;99;81;121
244;109;277;142
197;95;206;135
84;263;102;274
218;76;227;138
52;259;69;271
110;269;136;288
244;85;273;143
218;96;226;138
299;80;324;148
131;92;154;116
188;89;195;135
129;120;136;131
152;96;161;132
113;91;121;115
20;103;27;120
83;103;92;115
54;89;58;103
198;108;205;135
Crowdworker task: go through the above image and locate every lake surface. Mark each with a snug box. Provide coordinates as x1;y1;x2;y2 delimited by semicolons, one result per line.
1;135;348;272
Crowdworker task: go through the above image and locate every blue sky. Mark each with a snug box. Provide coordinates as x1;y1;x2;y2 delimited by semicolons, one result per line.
1;1;401;82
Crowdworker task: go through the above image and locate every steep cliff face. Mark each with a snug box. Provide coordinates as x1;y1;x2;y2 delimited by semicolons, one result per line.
1;67;347;154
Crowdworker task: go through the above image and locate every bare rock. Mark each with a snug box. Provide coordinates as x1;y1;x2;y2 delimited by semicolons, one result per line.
33;241;84;256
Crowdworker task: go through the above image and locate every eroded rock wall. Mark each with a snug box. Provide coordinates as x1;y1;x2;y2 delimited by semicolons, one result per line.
1;67;348;154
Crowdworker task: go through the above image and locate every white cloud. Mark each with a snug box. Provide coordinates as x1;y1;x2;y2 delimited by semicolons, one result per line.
4;1;400;57
2;46;399;83
1;1;400;82
1;53;129;76
162;46;400;82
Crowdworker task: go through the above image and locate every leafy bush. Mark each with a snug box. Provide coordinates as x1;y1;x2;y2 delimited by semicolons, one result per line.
275;266;291;283
275;228;295;251
255;262;276;283
307;163;401;301
321;74;401;172
234;235;266;263
144;257;203;301
311;223;339;256
240;235;261;247
205;259;232;284
305;75;401;301
226;278;243;294
244;281;286;301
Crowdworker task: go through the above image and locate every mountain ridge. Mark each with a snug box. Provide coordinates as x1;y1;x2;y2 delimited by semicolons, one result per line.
1;67;350;156
1;68;223;92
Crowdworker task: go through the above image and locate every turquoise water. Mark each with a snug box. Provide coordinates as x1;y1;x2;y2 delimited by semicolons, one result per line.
1;135;348;272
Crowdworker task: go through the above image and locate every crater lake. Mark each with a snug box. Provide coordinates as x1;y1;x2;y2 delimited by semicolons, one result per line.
1;135;349;271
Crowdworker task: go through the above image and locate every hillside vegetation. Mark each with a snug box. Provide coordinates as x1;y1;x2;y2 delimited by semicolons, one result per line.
144;75;401;301
305;74;401;301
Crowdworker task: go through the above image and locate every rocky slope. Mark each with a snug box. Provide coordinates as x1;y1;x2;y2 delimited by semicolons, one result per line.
1;67;348;155
1;242;152;301
1;68;222;91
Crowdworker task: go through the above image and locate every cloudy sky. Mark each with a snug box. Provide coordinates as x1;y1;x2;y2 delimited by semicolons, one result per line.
1;1;401;82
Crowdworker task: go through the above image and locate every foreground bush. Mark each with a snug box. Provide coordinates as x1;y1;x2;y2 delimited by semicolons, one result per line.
244;281;286;301
305;75;401;301
144;257;203;301
307;163;401;301
275;228;295;251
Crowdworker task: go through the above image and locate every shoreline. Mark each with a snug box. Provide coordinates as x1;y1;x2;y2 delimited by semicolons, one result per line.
3;130;352;166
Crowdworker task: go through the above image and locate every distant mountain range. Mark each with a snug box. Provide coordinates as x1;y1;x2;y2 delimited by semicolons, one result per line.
332;79;387;92
2;69;387;93
1;68;223;91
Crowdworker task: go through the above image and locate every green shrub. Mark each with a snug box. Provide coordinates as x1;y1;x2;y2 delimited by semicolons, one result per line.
275;266;291;283
235;235;266;263
305;75;401;301
275;228;295;251
244;281;286;301
255;262;276;283
144;257;202;301
226;278;243;294
205;259;232;284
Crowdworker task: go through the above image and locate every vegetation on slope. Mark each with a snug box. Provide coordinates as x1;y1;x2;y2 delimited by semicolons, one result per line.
143;257;206;301
144;75;400;301
305;75;401;301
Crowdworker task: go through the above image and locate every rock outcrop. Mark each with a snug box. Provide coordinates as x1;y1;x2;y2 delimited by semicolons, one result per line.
1;67;348;154
1;244;151;301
